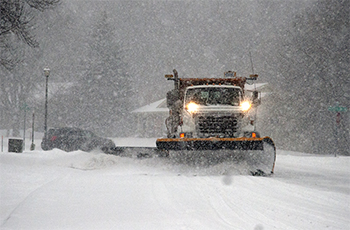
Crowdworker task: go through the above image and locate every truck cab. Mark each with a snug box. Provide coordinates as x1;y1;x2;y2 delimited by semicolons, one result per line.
165;70;258;139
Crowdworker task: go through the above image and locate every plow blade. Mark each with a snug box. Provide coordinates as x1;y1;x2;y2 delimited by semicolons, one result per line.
156;137;276;175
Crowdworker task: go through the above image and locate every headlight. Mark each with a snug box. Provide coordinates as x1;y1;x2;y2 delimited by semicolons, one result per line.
186;102;199;113
240;101;251;111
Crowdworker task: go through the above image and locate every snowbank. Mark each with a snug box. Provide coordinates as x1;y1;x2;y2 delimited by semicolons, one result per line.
1;138;349;230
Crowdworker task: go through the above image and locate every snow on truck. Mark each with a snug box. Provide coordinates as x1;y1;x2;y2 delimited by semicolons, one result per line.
119;69;276;176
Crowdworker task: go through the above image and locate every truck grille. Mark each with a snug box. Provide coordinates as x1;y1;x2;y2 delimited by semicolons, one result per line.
197;116;238;137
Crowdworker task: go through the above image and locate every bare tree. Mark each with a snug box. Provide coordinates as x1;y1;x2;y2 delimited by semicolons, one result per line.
261;0;349;155
0;0;60;136
0;0;60;70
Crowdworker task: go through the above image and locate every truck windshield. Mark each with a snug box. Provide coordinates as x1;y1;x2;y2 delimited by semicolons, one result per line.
185;87;241;106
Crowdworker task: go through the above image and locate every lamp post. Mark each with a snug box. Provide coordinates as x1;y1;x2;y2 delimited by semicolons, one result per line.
44;67;50;140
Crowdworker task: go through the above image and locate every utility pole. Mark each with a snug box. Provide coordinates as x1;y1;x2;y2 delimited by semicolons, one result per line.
21;102;30;151
30;111;35;151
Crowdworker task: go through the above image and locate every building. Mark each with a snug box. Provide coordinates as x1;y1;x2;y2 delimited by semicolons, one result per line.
132;99;169;137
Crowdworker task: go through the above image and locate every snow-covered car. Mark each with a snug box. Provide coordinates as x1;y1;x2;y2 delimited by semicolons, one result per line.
41;127;116;154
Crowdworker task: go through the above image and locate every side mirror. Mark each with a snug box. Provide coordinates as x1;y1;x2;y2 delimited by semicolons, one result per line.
252;91;261;106
252;91;258;100
166;90;179;108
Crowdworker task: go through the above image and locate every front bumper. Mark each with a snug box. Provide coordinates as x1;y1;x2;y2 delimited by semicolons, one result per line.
156;137;274;151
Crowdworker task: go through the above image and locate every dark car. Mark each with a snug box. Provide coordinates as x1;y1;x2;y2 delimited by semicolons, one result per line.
41;127;116;154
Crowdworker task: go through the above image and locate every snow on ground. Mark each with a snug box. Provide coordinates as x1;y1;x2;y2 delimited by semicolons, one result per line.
0;137;349;230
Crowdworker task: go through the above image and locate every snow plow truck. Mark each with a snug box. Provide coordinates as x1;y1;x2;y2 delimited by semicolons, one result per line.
155;69;275;175
119;69;276;176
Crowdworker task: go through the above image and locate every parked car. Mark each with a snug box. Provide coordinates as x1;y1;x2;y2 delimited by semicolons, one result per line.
41;127;116;154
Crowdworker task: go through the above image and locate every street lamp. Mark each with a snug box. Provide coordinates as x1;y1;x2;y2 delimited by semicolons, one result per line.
43;67;50;139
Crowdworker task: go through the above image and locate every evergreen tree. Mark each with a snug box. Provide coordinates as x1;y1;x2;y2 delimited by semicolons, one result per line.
74;11;131;136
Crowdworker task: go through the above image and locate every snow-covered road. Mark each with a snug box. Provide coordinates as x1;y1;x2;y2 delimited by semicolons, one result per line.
1;138;349;230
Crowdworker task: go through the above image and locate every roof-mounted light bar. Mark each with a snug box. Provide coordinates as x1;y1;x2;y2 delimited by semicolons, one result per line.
224;71;237;78
247;74;258;80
